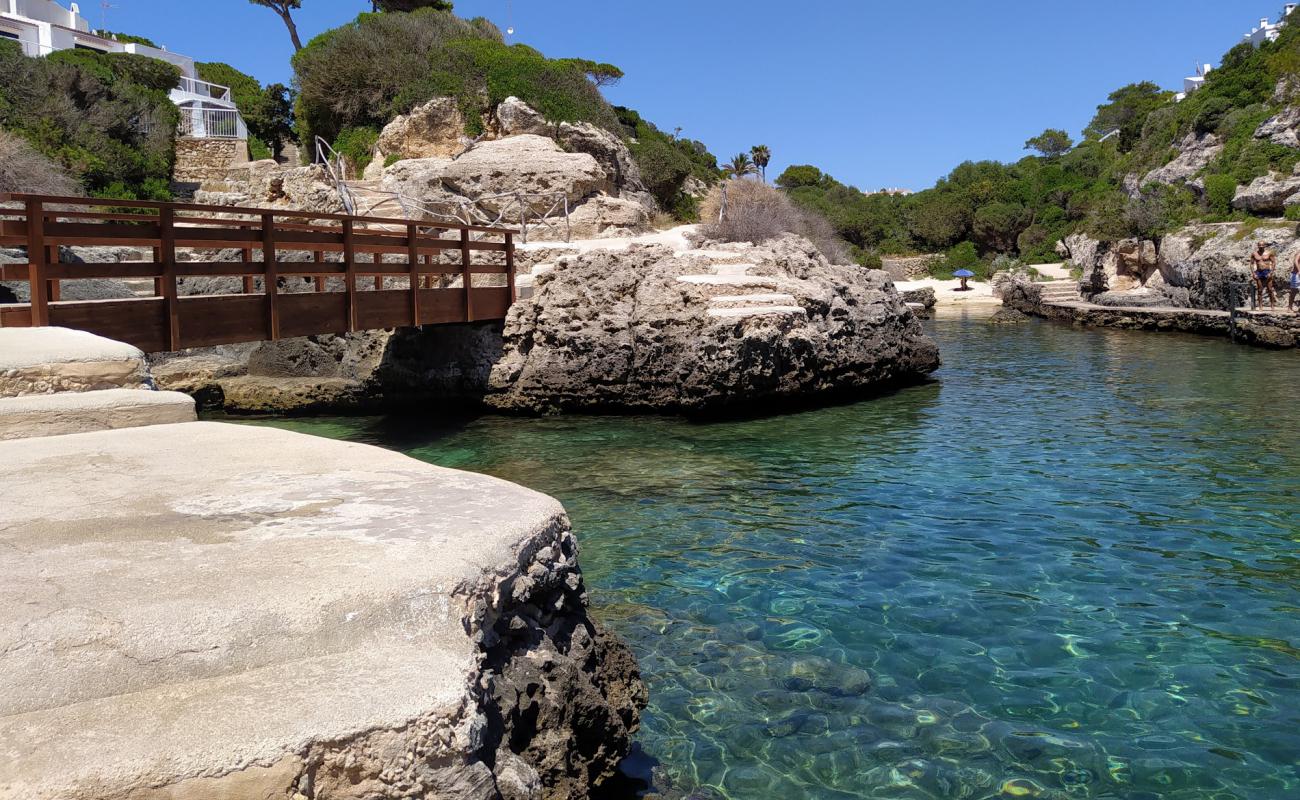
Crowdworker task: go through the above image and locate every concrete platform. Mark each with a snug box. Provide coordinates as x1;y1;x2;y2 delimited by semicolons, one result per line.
0;422;569;800
0;388;196;440
0;327;149;397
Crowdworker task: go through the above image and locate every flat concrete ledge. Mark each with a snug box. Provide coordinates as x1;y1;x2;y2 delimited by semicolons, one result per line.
0;388;196;440
0;327;149;397
0;422;570;800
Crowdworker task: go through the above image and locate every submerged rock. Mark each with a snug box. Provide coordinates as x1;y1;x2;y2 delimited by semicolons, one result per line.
987;307;1031;324
486;234;940;415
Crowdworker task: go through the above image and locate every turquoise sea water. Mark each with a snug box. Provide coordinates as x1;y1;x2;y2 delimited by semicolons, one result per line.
250;313;1300;800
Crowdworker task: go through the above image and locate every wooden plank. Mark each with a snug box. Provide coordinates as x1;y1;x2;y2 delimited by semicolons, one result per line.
176;295;267;349
262;212;279;340
242;247;254;294
46;262;165;280
159;206;179;350
46;244;60;303
343;219;357;332
471;287;511;321
26;199;48;327
0;264;28;281
415;289;465;326
0;305;32;328
44;221;161;245
278;292;350;338
49;298;168;352
314;251;325;292
461;227;473;323
356;289;414;330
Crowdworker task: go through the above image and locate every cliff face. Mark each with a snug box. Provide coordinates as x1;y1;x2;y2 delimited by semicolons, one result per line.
486;235;940;415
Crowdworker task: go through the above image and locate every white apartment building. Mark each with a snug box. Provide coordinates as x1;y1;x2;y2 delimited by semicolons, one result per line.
0;0;247;140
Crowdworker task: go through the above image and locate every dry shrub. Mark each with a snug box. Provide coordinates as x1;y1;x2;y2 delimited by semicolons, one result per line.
0;131;82;196
700;178;850;263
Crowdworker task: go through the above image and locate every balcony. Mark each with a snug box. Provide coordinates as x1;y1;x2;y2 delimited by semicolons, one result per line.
176;107;247;140
174;76;233;103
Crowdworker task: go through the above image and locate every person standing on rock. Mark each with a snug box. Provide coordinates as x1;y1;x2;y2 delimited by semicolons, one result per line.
1250;242;1278;310
1290;251;1300;313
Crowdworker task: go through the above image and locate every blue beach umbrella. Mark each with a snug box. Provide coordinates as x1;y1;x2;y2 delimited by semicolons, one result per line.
953;269;976;278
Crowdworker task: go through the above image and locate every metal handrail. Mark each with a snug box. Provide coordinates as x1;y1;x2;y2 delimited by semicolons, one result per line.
176;76;233;102
177;108;247;140
314;136;357;216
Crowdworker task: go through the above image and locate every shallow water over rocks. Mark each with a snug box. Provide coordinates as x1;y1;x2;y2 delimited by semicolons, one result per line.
254;312;1300;799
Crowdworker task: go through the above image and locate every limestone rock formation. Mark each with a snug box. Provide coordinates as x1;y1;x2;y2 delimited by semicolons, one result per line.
486;234;940;415
1255;105;1300;148
442;135;606;211
369;96;473;173
1158;222;1298;309
0;328;152;397
194;160;345;215
0;422;646;800
1132;132;1222;193
1232;164;1300;213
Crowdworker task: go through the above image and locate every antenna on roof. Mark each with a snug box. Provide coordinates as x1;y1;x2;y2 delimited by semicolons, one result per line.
99;1;118;32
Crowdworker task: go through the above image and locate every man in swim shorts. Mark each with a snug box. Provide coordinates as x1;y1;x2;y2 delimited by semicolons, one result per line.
1250;242;1278;310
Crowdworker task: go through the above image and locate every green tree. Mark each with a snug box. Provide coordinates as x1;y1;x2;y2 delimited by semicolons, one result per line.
971;202;1031;252
249;0;304;51
197;62;296;157
776;164;824;189
723;152;757;179
1024;128;1074;158
1084;82;1172;152
559;58;624;88
751;144;771;182
909;192;971;250
372;0;454;11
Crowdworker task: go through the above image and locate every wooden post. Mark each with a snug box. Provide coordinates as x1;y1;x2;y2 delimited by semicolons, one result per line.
262;212;280;340
26;198;49;327
314;250;325;292
159;206;180;350
407;223;421;326
47;245;61;303
343;219;357;332
241;247;254;294
505;232;516;304
461;227;473;322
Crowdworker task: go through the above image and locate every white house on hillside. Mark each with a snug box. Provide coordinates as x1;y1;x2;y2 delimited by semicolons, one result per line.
1245;3;1298;47
0;0;247;140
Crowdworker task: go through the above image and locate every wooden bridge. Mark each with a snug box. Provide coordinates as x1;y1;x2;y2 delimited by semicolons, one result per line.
0;194;517;353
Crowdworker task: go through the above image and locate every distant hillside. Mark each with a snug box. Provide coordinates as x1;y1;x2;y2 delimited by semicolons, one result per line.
782;7;1300;270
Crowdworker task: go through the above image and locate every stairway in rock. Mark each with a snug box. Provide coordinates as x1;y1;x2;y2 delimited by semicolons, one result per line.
1039;279;1082;305
342;180;412;221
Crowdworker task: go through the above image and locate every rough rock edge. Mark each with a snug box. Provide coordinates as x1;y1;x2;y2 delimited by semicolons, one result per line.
83;513;644;800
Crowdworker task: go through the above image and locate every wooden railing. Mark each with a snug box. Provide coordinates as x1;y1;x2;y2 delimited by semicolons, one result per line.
0;194;517;353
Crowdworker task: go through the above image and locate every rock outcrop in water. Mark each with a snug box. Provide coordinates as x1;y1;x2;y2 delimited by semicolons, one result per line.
486;234;940;415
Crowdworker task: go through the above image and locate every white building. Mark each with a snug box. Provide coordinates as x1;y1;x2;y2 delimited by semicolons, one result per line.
0;0;246;140
1175;63;1213;102
1245;3;1298;47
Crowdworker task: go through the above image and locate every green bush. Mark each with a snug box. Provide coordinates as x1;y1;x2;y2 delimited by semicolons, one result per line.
333;126;380;174
294;9;615;147
614;106;718;220
1204;174;1237;216
0;41;178;199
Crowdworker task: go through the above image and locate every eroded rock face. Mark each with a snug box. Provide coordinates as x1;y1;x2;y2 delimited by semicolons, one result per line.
194;161;345;215
1232;165;1300;213
486;235;940;415
443;135;606;212
372;96;474;169
1159;222;1298;309
1133;132;1222;193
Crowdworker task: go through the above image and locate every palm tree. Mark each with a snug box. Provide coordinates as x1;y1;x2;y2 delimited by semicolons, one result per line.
750;145;771;182
723;153;757;180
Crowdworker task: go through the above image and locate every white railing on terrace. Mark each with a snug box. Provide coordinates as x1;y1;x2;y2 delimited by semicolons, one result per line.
175;76;232;102
178;108;247;140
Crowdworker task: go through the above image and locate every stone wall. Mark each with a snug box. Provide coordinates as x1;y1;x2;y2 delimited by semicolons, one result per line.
173;138;250;186
881;254;941;281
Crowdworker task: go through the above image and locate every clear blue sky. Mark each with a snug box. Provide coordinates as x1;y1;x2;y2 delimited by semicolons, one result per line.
99;0;1281;189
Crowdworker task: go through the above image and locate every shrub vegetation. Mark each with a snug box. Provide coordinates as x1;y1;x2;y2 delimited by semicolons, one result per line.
196;62;295;160
0;40;178;199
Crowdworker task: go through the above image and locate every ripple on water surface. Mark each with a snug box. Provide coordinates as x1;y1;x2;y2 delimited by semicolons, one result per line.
252;316;1300;800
